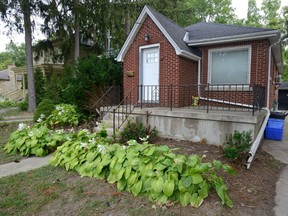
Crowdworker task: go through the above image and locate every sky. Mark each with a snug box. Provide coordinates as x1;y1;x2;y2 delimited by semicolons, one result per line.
0;0;288;52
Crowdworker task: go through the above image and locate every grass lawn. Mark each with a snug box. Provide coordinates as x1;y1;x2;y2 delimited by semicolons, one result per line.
0;165;195;216
0;122;25;165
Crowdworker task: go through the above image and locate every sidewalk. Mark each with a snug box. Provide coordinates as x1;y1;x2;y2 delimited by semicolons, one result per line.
0;154;52;178
260;117;288;216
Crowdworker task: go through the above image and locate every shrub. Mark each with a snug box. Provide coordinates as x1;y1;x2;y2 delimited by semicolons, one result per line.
0;97;19;108
223;130;252;160
19;98;28;111
120;121;158;143
4;123;71;157
33;99;54;122
34;67;46;105
45;104;80;128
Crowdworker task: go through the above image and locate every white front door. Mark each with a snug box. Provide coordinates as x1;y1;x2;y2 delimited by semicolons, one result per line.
141;47;159;102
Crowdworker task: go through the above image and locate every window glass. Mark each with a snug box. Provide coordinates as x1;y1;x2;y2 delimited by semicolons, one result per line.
210;48;249;84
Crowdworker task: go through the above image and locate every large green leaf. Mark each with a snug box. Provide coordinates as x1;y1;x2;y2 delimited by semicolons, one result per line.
162;179;174;197
87;152;97;163
116;167;125;181
107;173;117;184
179;192;191;206
151;177;164;194
190;193;204;208
124;166;132;179
131;180;143;196
127;172;138;186
181;176;192;188
117;178;126;191
191;173;203;184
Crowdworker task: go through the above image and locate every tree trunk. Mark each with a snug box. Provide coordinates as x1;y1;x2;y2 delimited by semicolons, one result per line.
21;0;36;112
74;0;80;62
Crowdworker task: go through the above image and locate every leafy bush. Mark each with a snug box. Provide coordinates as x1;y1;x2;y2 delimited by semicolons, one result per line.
34;67;46;105
45;104;80;128
50;139;235;208
4;123;71;157
19;98;28;111
0;97;19;108
44;73;63;104
120;121;158;143
33;99;54;122
60;55;123;109
223;130;252;160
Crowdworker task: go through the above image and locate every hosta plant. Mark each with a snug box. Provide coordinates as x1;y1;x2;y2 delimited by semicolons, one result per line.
50;139;235;208
45;104;80;128
4;123;72;157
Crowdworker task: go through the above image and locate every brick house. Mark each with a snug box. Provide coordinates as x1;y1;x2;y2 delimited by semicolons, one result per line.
116;5;282;110
98;5;283;162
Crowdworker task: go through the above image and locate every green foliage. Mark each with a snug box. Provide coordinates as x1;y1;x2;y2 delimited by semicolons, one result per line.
120;121;158;143
60;55;122;109
51;139;235;208
33;99;54;122
0;97;19;108
223;130;253;160
19;97;28;111
34;67;46;105
45;104;80;128
44;73;63;104
4;123;71;157
0;42;25;70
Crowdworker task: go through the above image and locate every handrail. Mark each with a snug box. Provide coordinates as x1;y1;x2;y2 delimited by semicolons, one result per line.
112;85;138;136
90;86;122;120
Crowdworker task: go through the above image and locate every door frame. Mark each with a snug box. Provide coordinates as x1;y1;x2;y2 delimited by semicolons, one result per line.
139;44;160;102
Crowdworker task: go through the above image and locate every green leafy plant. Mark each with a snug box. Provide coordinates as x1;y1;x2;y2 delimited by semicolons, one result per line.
120;121;158;143
19;97;28;111
4;123;71;157
45;104;80;128
0;97;19;108
33;99;55;122
50;138;235;208
223;130;252;160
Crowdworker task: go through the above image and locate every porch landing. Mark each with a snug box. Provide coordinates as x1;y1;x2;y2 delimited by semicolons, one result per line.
124;107;266;145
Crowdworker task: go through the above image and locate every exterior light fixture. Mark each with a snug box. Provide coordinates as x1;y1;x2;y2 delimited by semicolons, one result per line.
144;33;150;41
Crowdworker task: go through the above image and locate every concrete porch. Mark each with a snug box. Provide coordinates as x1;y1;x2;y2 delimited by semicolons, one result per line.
102;106;266;146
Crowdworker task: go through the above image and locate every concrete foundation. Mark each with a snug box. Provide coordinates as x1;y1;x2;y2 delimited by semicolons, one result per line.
129;107;266;145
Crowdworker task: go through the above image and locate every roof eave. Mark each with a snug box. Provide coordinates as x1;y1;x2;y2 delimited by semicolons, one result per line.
116;6;200;62
186;31;279;46
178;50;201;61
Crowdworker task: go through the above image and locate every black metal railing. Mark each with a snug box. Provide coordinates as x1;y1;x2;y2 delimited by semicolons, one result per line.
90;86;123;121
135;84;265;114
96;84;265;135
112;85;138;136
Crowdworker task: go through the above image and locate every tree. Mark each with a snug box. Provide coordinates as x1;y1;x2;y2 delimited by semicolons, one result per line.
261;0;282;29
5;41;26;66
0;0;37;112
246;0;262;27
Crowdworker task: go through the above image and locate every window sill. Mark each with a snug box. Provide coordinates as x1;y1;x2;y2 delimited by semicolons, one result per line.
205;85;252;91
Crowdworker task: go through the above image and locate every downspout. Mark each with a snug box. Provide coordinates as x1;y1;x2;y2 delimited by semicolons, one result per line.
247;38;282;169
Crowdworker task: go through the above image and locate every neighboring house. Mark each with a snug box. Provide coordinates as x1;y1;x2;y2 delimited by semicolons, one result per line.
0;66;24;100
95;5;285;149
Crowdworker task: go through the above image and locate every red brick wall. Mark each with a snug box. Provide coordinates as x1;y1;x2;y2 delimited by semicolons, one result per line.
199;40;274;108
122;16;198;106
122;15;278;109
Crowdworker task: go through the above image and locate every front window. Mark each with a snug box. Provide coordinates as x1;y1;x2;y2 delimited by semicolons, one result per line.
209;46;251;85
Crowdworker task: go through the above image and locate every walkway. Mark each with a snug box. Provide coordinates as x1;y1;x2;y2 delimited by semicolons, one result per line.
0;154;52;178
261;116;288;216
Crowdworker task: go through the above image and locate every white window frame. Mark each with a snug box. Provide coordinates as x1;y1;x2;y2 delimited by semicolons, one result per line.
208;45;252;86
